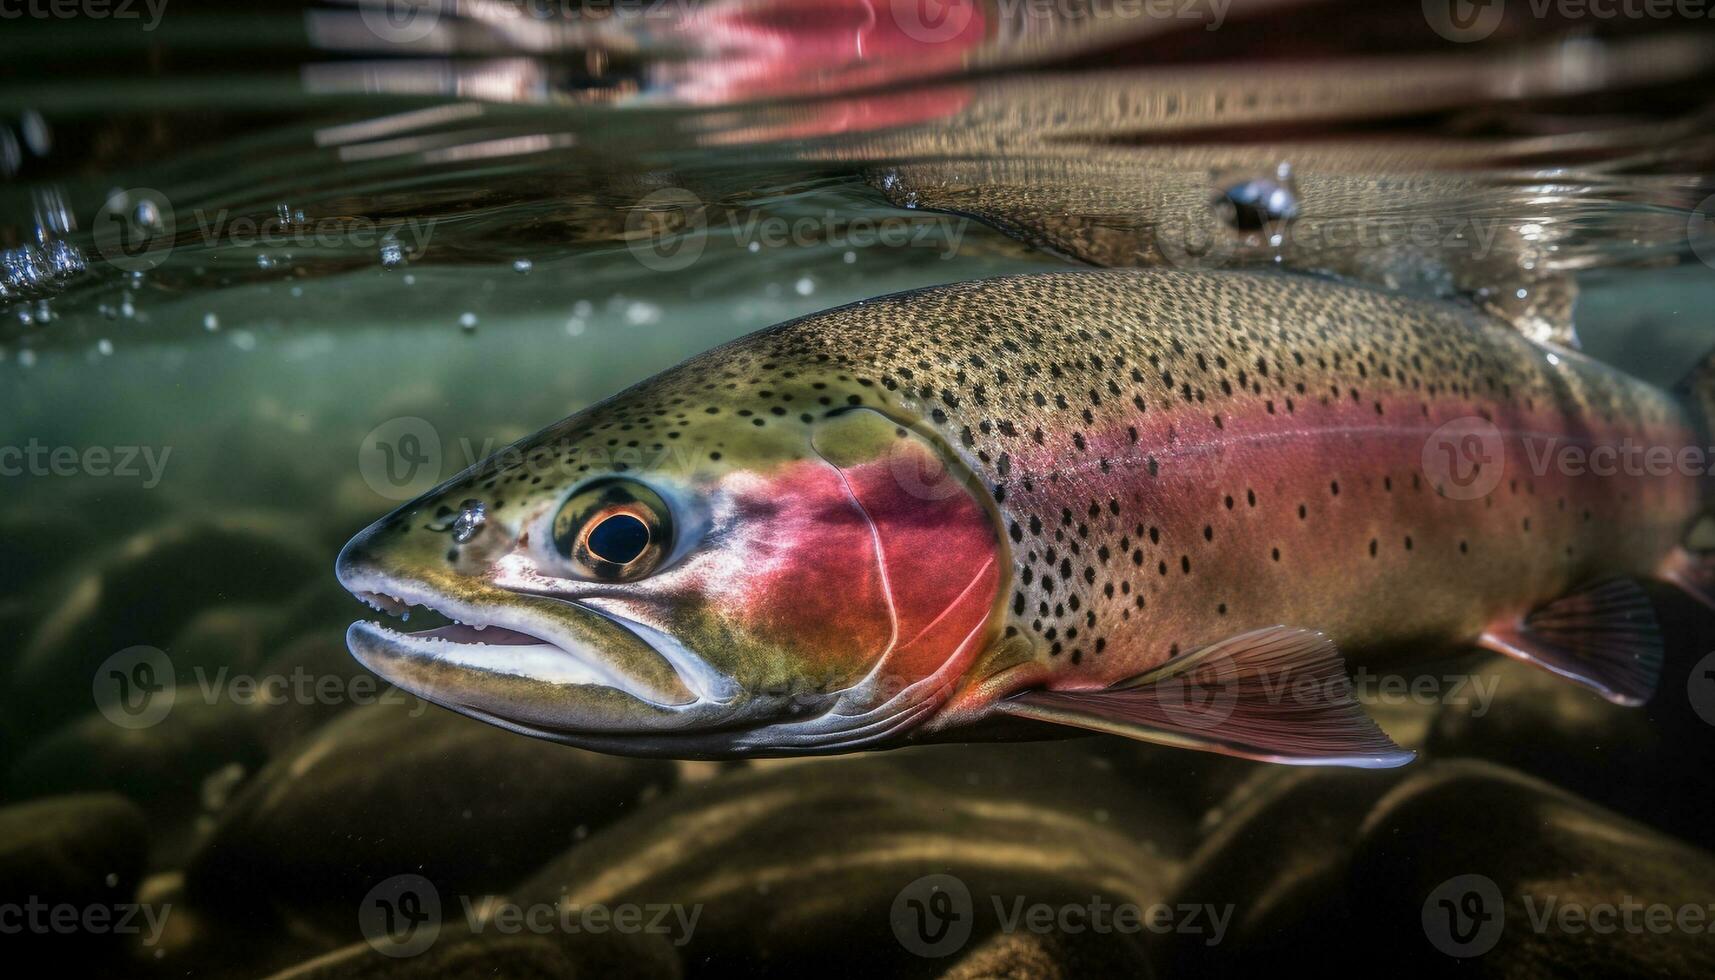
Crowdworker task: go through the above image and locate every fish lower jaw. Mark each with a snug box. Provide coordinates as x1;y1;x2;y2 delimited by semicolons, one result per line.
346;619;617;689
337;569;648;695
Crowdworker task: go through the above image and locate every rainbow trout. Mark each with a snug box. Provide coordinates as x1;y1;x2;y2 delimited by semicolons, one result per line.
336;270;1714;766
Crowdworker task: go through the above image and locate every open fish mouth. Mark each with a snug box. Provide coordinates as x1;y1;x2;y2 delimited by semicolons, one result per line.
336;557;731;739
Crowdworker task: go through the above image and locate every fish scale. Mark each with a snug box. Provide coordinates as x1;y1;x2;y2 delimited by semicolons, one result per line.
339;269;1709;764
694;270;1696;683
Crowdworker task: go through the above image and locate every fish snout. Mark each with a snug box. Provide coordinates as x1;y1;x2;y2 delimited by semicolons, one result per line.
335;511;721;740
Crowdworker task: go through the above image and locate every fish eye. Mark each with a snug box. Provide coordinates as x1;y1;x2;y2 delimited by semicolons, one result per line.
587;513;649;564
551;479;673;580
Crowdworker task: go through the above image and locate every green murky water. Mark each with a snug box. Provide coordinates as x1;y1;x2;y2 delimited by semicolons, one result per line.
5;2;1715;977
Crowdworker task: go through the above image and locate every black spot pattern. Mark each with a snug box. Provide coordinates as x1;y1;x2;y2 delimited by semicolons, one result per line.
410;270;1696;682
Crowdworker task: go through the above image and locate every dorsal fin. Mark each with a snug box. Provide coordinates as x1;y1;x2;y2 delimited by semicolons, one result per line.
1476;274;1581;349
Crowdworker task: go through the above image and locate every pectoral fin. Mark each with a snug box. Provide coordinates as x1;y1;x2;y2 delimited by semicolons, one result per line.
1477;579;1663;706
996;627;1414;769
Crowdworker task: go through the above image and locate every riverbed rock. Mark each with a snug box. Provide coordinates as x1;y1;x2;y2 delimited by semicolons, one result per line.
1160;765;1410;976
186;699;676;932
6;515;322;738
1426;609;1715;850
515;753;1179;979
6;692;269;868
0;793;150;967
1349;760;1715;978
257;928;681;980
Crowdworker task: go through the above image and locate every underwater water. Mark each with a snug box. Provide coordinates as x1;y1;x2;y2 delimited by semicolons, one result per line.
5;1;1715;976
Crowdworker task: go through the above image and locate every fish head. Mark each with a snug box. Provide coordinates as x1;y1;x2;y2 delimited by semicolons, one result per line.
337;367;1006;756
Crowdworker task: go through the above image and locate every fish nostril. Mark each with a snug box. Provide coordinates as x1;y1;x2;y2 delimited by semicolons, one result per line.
451;499;488;543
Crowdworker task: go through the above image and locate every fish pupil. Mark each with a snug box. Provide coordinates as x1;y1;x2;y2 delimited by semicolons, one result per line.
588;513;649;564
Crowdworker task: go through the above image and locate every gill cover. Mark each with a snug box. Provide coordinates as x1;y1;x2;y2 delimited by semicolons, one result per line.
800;408;1004;717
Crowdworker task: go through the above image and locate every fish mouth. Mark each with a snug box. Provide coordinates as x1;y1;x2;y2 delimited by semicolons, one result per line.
337;554;732;738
